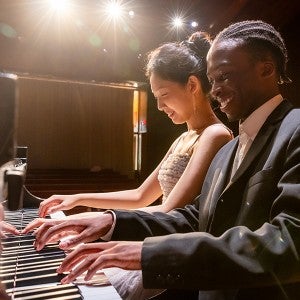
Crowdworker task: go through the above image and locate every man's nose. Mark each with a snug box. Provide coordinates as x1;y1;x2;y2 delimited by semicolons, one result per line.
210;82;222;100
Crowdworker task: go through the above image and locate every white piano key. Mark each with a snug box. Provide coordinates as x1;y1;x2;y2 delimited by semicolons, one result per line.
1;208;122;299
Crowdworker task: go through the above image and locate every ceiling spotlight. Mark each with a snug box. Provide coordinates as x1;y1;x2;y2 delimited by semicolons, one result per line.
172;17;184;28
105;1;124;19
191;21;198;28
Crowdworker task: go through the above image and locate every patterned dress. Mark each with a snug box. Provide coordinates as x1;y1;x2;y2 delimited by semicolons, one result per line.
104;137;196;300
158;152;191;202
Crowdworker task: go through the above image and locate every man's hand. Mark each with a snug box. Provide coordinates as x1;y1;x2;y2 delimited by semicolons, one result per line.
57;241;143;284
22;212;114;251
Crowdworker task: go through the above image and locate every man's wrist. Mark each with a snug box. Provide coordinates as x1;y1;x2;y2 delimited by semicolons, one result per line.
101;210;116;241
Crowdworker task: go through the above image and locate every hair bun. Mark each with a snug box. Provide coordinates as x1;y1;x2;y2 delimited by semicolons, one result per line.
187;31;212;58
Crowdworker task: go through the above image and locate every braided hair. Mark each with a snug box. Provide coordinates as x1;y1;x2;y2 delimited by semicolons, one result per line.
145;32;212;94
213;20;291;84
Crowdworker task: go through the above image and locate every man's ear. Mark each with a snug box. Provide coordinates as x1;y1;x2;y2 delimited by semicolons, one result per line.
261;61;276;78
188;75;202;94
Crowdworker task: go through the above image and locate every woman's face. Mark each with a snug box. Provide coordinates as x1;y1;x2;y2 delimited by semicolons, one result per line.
150;73;195;124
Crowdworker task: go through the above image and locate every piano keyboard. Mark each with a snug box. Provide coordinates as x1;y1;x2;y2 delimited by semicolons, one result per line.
0;208;121;300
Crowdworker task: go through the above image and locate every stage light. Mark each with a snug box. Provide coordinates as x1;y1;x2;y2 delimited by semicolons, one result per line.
105;1;124;19
172;16;184;28
191;21;198;28
167;11;191;40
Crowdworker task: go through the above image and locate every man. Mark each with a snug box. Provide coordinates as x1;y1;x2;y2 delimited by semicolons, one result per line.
24;20;300;299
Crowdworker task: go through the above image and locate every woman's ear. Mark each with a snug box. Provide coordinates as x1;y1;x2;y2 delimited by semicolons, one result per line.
187;75;202;94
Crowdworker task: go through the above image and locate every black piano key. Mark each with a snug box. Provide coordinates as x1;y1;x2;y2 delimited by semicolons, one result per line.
1;209;84;299
1;267;65;289
10;284;82;300
15;273;65;288
1;245;65;262
1;260;63;278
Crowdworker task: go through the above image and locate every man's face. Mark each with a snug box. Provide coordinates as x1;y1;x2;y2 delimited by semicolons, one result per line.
207;40;266;122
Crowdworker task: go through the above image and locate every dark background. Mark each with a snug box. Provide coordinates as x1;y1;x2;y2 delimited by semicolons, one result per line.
1;0;300;175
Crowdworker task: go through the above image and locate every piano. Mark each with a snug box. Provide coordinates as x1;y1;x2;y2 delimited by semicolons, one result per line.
0;208;121;300
0;73;121;299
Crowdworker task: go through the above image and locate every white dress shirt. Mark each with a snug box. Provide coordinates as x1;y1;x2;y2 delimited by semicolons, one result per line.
230;94;284;178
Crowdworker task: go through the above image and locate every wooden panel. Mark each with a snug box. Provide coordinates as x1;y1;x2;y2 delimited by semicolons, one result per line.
16;77;134;177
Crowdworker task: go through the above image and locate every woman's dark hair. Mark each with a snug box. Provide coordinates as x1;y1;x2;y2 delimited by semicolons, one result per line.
145;31;212;94
213;20;291;84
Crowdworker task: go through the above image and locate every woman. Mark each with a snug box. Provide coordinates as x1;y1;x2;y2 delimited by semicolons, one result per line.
38;31;232;218
32;31;233;300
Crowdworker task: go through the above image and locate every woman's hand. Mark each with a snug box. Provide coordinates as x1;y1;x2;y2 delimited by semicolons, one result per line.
0;203;20;252
0;220;20;238
39;194;81;217
57;241;143;284
22;212;114;251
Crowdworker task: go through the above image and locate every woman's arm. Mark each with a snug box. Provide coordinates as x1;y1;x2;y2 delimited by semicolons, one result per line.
39;169;162;216
39;139;180;217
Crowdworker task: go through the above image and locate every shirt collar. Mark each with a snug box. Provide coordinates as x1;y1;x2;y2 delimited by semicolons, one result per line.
239;94;284;140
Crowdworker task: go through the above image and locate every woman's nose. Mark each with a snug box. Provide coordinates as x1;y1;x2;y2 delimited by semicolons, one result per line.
156;98;165;111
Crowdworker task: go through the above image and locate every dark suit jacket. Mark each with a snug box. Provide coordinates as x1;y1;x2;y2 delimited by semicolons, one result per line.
112;100;300;299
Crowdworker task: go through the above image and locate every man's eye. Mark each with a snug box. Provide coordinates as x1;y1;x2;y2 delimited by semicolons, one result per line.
218;73;228;81
208;73;229;85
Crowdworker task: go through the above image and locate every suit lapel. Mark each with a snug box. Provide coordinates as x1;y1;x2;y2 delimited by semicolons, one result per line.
199;139;238;231
227;100;293;186
214;138;238;192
